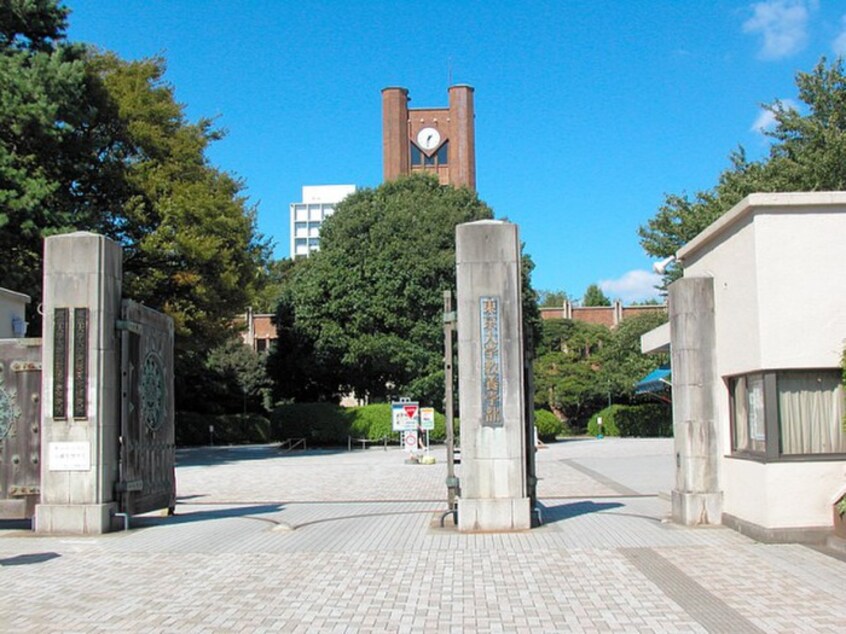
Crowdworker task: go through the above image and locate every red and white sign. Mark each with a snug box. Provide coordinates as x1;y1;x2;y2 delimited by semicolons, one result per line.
392;401;420;431
404;430;418;452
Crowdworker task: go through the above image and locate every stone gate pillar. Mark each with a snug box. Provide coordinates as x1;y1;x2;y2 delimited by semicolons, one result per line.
35;232;122;534
669;276;722;525
456;220;531;531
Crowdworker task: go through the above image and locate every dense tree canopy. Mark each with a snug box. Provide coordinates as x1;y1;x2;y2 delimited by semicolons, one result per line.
0;1;269;376
91;52;268;352
639;58;846;285
533;311;668;426
269;175;508;406
1;0;110;298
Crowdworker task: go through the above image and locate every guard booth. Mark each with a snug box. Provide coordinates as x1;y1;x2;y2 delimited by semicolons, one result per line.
0;233;176;533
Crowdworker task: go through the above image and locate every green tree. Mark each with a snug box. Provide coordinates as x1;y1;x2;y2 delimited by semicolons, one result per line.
582;283;611;306
537;289;568;308
597;311;669;399
91;52;269;352
0;4;270;412
639;58;846;285
271;174;531;406
0;0;122;306
251;258;295;314
533;318;611;423
205;339;272;414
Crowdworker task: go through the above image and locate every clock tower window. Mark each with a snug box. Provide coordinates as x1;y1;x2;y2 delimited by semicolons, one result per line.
409;140;449;167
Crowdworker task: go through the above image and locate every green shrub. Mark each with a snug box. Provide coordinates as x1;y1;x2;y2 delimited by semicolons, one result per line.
346;404;456;443
587;403;672;437
176;411;271;446
587;405;623;437
617;403;673;437
534;409;565;441
176;411;211;446
270;402;351;445
349;403;393;440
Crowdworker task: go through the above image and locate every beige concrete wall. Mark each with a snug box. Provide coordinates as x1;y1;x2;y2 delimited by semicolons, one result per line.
724;458;844;529
754;209;846;369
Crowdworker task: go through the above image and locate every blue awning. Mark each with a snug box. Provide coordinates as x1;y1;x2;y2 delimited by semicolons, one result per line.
634;366;671;394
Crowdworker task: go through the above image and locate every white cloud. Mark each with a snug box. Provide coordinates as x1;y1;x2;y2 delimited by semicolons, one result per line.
743;0;815;60
750;98;798;133
834;16;846;56
599;270;663;304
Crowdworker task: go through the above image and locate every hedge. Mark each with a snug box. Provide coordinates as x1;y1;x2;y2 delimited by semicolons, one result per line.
176;411;271;446
270;402;351;444
587;403;672;437
177;403;564;447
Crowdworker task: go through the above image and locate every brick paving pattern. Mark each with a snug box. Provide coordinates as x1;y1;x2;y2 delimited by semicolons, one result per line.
1;438;844;632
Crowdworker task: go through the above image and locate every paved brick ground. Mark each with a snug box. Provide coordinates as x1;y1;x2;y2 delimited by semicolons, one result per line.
1;438;844;632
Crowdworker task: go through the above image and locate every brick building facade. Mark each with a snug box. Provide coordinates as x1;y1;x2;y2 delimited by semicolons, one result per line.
539;300;666;328
382;85;476;189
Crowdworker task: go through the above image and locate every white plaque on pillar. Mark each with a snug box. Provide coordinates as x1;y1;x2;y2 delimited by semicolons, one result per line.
48;441;91;471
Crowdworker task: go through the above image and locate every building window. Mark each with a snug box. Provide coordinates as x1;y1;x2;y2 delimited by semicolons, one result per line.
411;144;422;166
410;140;449;167
778;371;845;454
730;369;845;458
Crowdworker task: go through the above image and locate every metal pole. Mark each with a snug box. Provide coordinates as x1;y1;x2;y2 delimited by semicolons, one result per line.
443;290;457;511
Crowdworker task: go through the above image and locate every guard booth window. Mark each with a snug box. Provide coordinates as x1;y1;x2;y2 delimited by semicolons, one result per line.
730;369;846;458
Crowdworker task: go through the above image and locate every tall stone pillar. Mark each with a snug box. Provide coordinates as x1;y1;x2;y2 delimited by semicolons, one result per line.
456;220;530;531
668;276;721;525
35;232;122;534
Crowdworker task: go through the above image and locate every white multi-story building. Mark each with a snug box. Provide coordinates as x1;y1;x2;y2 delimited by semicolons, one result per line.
289;185;356;258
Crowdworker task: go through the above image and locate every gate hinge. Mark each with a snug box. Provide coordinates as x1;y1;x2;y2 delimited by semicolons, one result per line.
115;320;143;335
9;485;39;496
10;361;41;372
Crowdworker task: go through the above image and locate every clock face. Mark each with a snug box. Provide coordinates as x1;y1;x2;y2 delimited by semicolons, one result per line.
417;127;441;151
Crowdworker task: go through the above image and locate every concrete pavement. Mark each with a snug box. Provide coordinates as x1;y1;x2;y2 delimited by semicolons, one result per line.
1;438;844;632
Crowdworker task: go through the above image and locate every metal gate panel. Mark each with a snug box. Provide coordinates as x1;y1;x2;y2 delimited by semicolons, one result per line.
118;300;175;515
0;339;42;519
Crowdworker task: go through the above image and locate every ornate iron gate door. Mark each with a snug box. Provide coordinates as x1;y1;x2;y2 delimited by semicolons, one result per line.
0;339;41;519
118;300;175;515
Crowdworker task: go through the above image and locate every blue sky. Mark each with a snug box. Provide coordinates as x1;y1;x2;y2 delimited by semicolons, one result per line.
67;1;846;303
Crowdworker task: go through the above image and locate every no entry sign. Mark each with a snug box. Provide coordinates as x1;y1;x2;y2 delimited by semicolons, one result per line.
392;401;420;431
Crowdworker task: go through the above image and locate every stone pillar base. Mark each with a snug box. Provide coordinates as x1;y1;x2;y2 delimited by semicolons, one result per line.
458;497;531;532
672;490;722;526
34;503;117;535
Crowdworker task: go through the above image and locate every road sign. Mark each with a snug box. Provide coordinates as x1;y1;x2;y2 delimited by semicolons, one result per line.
392;401;419;431
420;407;435;431
404;430;418;452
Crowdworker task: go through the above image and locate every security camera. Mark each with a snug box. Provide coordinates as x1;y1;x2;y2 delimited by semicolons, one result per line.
652;255;676;275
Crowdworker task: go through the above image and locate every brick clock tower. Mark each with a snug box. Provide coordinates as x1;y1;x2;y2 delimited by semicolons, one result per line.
382;85;476;191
